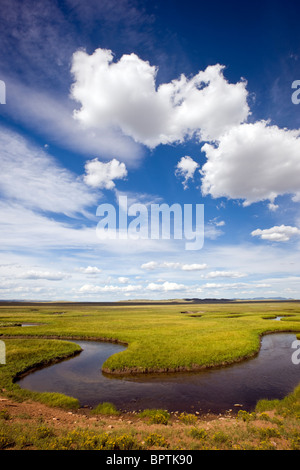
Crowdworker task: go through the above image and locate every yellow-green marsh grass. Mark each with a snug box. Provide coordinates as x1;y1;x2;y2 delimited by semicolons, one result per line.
0;301;299;377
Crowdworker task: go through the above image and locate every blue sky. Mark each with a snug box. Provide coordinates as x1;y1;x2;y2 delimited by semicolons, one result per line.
0;0;300;301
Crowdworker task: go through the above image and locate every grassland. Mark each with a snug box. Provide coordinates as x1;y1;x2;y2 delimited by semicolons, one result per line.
0;300;299;450
0;301;299;376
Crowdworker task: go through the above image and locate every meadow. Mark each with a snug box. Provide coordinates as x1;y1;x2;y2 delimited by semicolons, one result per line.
0;300;300;450
0;301;300;377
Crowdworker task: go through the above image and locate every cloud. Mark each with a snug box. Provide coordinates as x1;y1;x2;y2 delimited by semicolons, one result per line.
146;281;186;292
181;264;208;271
0;200;180;256
83;158;127;189
175;156;199;189
206;271;247;279
18;270;69;281
251;225;300;242
205;217;226;240
2;75;143;166
141;261;207;271
78;283;142;294
268;203;279;212
0;127;98;216
201;121;300;206
0;0;76;87
78;266;102;274
0;1;144;166
141;261;158;270
70;48;249;147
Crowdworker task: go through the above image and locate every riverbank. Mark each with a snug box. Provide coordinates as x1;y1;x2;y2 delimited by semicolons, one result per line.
0;388;299;450
14;334;300;415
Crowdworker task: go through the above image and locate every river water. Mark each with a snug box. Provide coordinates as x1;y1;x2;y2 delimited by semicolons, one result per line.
17;333;300;414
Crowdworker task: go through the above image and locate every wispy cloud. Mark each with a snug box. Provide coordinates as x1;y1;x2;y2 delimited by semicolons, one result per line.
2;78;143;164
141;261;208;271
205;271;247;279
0;127;98;216
18;270;69;281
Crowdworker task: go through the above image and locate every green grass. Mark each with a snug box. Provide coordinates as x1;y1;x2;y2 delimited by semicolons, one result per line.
138;409;170;424
255;384;300;418
91;402;120;416
0;338;81;408
0;301;299;409
0;423;142;450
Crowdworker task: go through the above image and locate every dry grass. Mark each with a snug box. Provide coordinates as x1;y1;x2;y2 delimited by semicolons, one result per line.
0;393;299;450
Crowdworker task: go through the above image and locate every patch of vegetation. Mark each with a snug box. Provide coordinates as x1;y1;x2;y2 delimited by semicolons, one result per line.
177;412;198;425
49;430;141;451
144;433;169;448
138;409;170;425
91;402;120;416
212;431;231;446
255;384;300;418
236;410;256;422
0;338;81;409
189;427;207;440
0;410;10;422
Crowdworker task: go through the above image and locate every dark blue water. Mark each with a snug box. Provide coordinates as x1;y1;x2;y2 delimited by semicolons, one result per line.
18;333;300;414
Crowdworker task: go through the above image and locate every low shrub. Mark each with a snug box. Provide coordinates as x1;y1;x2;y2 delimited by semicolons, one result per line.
236;410;256;422
189;427;207;440
145;433;169;448
0;409;10;421
212;431;231;446
139;409;170;425
91;402;120;416
177;412;197;425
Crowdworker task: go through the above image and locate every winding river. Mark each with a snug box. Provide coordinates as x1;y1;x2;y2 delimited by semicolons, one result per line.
17;332;300;414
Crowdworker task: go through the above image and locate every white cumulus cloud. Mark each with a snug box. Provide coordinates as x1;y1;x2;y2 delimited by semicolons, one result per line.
251;225;300;242
78;266;102;274
201;121;300;206
70;48;250;148
175;156;199;189
83;158;127;189
146;281;186;292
